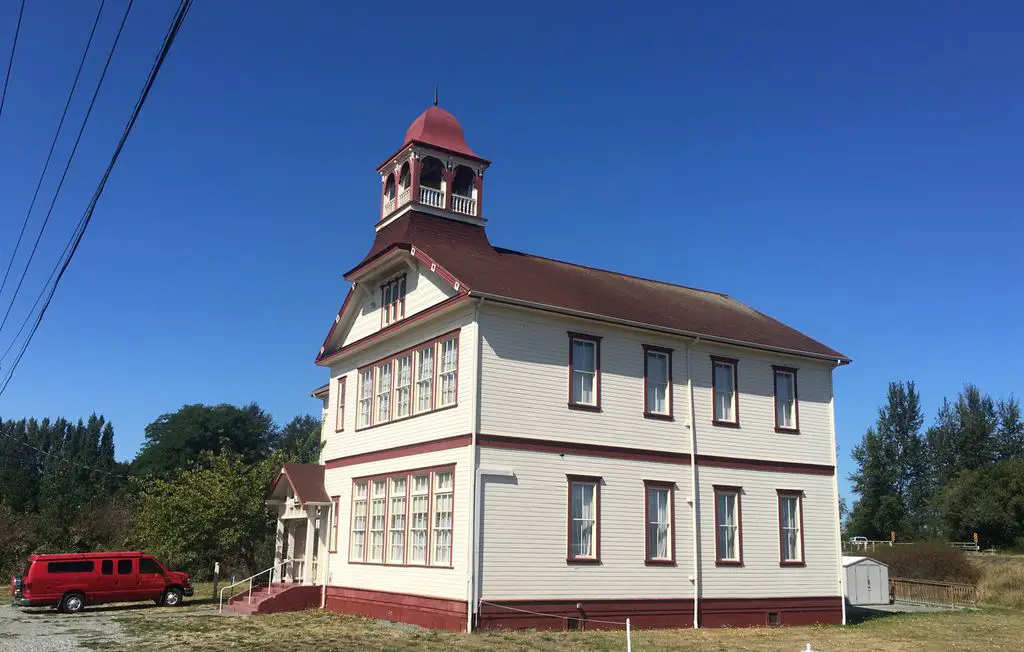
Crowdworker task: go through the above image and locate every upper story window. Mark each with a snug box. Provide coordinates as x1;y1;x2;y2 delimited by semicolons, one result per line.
568;332;601;410
778;490;804;565
643;345;673;419
567;475;600;563
773;366;799;433
714;485;743;565
645;481;674;564
335;377;346;432
711;356;739;427
381;275;407;327
329;495;340;552
354;331;459;430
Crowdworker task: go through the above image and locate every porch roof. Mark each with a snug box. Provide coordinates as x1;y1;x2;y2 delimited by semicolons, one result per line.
266;463;331;506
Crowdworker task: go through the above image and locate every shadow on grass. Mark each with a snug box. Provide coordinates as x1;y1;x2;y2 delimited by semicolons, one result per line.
846;605;903;625
18;596;215;617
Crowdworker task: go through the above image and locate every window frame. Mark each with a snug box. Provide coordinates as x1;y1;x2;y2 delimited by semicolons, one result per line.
644;480;676;565
566;474;601;564
772;365;800;434
431;470;455;566
335;377;346;432
642;345;673;420
354;329;460;431
711;356;740;427
777;489;805;566
380;274;407;327
329;495;340;552
567;332;602;411
349;481;368;562
713;485;743;566
348;464;455;568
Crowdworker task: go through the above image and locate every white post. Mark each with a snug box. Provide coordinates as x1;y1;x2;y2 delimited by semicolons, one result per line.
304;512;317;584
625;618;632;652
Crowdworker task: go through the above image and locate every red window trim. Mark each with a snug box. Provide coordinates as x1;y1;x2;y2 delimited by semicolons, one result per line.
642;345;674;420
777;489;806;567
567;332;602;411
713;484;743;566
772;365;800;434
348;464;455;569
566;474;601;564
335;377;346;432
710;356;740;428
643;480;676;565
354;329;460;432
329;495;340;552
380;274;407;328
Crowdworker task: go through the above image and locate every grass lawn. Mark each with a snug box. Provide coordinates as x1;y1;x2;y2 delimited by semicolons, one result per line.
110;606;1024;651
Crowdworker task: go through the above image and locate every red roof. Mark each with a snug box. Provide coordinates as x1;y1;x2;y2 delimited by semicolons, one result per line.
328;211;848;363
402;106;481;160
267;464;330;506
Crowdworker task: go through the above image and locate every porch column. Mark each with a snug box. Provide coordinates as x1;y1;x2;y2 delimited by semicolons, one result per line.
287;523;297;582
304;511;317;584
274;505;285;583
318;508;330;585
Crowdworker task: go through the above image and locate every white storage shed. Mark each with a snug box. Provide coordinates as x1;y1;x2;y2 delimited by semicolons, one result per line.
843;556;890;605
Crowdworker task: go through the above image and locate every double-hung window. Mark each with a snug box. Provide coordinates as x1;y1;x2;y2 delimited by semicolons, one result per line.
329;496;340;552
438;338;458;407
714;486;742;565
358;370;373;428
388;477;407;562
381;275;406;326
432;471;454;565
645;481;674;563
349;468;453;567
350;482;368;561
416;346;434;412
394;355;412;419
568;333;601;409
643;346;672;418
335;378;346;432
778;491;804;565
375;362;392;424
712;357;739;426
773;366;799;433
567;475;600;562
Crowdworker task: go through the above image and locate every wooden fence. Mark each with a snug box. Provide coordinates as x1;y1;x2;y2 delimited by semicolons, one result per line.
889;577;977;608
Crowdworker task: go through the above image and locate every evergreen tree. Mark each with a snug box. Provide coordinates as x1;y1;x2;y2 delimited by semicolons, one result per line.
996;397;1024;461
273;415;323;464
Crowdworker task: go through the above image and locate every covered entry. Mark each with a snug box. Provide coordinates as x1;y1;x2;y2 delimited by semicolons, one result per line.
265;463;333;585
843;556;890;605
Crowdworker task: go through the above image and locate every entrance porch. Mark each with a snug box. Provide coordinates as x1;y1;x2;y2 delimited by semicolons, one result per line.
265;463;333;586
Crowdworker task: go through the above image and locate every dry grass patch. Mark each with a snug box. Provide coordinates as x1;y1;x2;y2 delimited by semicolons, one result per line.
972;555;1024;608
109;607;1024;652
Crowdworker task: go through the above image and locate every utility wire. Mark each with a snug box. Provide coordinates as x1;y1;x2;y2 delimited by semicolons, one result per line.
0;428;127;479
0;0;26;121
0;0;108;313
0;0;134;338
0;0;194;397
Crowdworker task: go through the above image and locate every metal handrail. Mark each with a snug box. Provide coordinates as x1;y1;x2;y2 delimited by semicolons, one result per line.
218;558;293;613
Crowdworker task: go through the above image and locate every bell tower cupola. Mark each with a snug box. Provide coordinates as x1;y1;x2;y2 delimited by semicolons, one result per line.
376;103;490;228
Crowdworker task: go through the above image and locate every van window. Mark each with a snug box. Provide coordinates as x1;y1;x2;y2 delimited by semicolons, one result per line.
101;560;114;575
139;558;163;575
118;559;133;574
47;561;94;574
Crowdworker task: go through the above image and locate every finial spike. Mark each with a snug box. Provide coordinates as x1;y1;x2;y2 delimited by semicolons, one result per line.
433;85;439;106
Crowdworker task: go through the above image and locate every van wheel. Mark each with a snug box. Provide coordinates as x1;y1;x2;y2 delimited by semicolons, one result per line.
161;588;183;607
59;593;85;614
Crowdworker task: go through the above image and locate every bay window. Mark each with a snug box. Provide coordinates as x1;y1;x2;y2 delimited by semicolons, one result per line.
643;345;672;418
773;366;799;433
778;490;804;565
712;356;739;426
568;333;601;410
567;475;600;562
644;481;674;564
714;486;742;565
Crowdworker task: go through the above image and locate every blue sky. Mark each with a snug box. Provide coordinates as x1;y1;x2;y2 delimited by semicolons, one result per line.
0;1;1020;500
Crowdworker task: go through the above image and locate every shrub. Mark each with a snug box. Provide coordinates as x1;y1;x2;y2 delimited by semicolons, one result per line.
868;541;980;584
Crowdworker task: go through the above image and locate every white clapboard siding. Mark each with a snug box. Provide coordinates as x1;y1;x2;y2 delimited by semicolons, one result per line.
697;466;840;598
477;446;695;600
322;309;474;461
691;346;835;466
478;305;690;452
323;446;472;600
342;264;457;348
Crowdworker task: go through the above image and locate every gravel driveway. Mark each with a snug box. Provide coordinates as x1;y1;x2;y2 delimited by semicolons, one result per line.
0;601;216;651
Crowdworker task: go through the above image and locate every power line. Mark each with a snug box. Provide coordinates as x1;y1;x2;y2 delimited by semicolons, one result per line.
0;0;108;313
0;0;194;398
0;0;134;337
0;428;126;479
0;0;26;122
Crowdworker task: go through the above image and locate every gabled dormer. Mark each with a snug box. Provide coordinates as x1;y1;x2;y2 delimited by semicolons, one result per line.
377;104;490;228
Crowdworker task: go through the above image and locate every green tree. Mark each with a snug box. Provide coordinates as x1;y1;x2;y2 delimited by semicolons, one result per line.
996;397;1024;461
133;403;276;478
131;450;281;577
927;384;999;480
274;414;323;464
935;460;1024;548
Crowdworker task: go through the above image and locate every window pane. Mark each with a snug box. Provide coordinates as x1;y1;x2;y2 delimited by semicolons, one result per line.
714;363;735;421
776;371;795;428
716;492;739;561
416;347;434;412
647;487;671;560
432;471;454;565
570;482;596;558
780;495;801;562
359;370;374;427
118;559;132;574
409;475;430;564
573;340;595;373
351;482;368;560
438;338;458;407
376;363;392;423
647;352;668;413
388;478;407;562
395;355;412;418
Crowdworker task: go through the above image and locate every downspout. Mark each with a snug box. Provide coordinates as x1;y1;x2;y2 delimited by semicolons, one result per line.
828;362;847;625
466;297;484;632
687;338;701;628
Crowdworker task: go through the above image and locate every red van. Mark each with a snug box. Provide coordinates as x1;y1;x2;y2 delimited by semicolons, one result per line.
11;552;193;613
